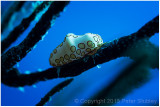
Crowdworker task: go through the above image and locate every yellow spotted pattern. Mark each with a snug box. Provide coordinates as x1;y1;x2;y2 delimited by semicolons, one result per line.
78;43;85;49
86;48;91;52
50;53;53;57
81;51;85;56
49;33;103;67
64;54;70;60
55;59;60;64
60;57;64;62
76;49;81;55
70;46;76;53
70;54;76;59
60;42;63;47
53;49;57;54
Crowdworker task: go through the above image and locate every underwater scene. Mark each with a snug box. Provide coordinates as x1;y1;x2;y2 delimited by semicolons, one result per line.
1;1;159;106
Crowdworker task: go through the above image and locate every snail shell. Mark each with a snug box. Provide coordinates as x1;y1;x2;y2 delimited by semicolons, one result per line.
49;33;103;66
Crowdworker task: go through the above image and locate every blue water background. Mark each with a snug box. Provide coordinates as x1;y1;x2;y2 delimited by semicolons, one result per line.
1;1;159;106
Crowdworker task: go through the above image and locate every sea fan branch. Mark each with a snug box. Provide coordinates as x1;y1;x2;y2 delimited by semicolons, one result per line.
1;1;25;33
1;15;158;87
84;55;152;106
1;1;52;53
1;1;70;72
36;78;74;106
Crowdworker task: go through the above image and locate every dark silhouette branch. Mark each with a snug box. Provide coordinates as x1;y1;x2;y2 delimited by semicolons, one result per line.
36;78;74;106
84;55;152;106
2;1;53;53
1;1;70;72
1;15;159;87
1;1;25;33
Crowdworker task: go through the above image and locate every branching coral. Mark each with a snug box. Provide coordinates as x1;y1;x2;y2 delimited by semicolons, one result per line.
84;55;156;106
2;1;70;86
1;1;26;34
1;1;159;106
1;11;159;87
1;1;52;53
36;78;74;106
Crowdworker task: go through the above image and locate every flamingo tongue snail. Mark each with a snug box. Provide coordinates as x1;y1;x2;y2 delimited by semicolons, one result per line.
49;33;103;67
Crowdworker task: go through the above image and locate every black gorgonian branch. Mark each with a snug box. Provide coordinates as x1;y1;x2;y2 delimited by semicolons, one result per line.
2;1;70;72
1;15;158;87
36;78;74;106
1;1;25;33
2;1;52;53
84;55;155;106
